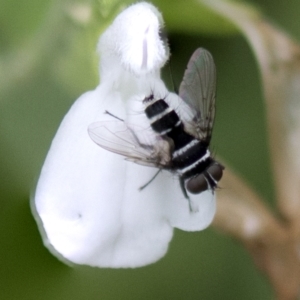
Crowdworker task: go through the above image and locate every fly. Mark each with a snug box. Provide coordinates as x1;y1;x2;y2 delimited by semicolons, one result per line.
88;48;224;209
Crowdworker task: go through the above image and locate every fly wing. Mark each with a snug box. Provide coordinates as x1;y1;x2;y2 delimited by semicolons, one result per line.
88;121;171;168
179;48;217;144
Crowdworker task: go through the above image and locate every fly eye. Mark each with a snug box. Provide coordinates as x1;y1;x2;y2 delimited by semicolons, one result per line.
206;163;224;182
186;174;208;194
186;163;224;194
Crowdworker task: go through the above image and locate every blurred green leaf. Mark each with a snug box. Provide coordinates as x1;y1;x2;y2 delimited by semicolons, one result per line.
153;0;240;35
0;0;50;51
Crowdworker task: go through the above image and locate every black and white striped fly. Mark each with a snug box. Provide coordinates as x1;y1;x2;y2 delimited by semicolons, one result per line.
88;48;224;209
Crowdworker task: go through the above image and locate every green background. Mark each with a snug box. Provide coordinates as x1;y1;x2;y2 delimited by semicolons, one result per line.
1;0;298;299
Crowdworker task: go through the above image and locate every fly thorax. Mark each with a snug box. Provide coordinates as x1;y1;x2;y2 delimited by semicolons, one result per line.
174;146;211;177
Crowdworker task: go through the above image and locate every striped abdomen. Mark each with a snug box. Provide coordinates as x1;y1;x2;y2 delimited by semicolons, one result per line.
144;97;213;182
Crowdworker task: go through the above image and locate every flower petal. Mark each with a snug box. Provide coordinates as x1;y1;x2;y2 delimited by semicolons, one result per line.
33;2;216;268
34;86;175;268
98;2;169;81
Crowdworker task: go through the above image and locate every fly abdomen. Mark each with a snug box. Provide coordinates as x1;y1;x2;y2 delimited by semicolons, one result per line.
151;110;181;135
143;95;213;181
144;99;169;119
144;98;181;135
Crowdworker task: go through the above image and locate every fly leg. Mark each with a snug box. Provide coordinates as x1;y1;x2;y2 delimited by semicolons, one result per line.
139;169;162;191
104;110;124;122
179;177;198;213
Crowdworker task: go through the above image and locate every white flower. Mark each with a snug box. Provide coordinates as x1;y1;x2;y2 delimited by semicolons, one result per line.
32;2;216;268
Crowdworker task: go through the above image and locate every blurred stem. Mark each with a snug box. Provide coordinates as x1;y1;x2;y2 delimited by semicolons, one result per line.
213;166;300;300
202;0;300;230
213;168;283;243
199;0;300;298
